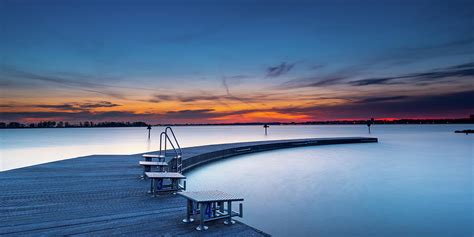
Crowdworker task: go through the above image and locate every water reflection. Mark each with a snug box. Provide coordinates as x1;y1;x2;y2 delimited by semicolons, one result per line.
1;125;473;172
186;126;473;236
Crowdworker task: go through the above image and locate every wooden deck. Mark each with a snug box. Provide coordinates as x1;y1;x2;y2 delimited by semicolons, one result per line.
0;137;377;236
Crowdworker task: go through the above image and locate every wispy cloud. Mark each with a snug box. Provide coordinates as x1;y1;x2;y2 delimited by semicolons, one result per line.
278;61;474;89
355;96;409;103
277;64;368;89
0;110;155;122
0;65;164;100
276;90;474;119
372;37;474;66
150;94;225;103
165;109;217;119
349;62;474;86
222;77;230;95
148;92;270;104
35;101;121;111
266;62;296;78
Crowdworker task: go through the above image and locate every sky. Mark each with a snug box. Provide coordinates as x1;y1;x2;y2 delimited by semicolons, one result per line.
1;0;473;124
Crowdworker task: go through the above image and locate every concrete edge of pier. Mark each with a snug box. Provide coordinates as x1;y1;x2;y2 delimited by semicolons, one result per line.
179;137;378;173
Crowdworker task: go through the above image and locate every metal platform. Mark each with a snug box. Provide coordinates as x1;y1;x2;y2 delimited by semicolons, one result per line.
142;154;165;162
145;172;185;179
179;190;244;203
179;190;244;231
139;161;168;178
145;172;186;196
139;161;168;166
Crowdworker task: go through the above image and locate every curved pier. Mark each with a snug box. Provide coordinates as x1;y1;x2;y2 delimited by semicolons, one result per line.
0;137;377;236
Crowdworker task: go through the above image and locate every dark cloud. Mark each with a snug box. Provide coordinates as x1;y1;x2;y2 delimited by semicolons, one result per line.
0;110;155;122
349;77;406;86
373;38;474;66
266;62;295;78
271;90;474;119
279;75;346;89
78;101;120;109
0;65;161;100
35;104;80;111
444;61;474;70
165;109;216;119
34;101;121;111
148;93;264;104
278;64;368;89
355;96;409;103
350;62;474;86
2;90;472;122
150;94;223;103
279;61;474;89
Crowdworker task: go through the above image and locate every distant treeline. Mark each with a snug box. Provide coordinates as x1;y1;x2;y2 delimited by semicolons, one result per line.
0;121;149;128
158;117;474;126
1;117;473;129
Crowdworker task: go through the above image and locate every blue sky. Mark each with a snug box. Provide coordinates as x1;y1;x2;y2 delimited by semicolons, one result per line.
1;0;473;123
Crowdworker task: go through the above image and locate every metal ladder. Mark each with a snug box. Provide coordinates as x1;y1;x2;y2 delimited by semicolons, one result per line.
159;127;183;173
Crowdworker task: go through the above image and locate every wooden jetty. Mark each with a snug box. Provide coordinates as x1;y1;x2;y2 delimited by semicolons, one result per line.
0;137;377;236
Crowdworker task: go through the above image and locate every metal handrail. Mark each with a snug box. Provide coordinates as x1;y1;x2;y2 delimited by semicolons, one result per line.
165;127;182;155
157;127;183;173
159;132;179;158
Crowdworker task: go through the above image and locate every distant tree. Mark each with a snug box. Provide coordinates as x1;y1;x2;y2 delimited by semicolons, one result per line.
7;122;22;128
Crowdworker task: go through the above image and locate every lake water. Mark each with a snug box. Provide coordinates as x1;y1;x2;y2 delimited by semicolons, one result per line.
0;125;473;236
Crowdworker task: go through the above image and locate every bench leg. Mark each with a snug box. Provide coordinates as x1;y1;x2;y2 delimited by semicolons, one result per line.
196;202;208;231
224;201;235;225
148;178;154;194
183;200;194;223
212;202;216;217
219;201;224;216
141;166;148;179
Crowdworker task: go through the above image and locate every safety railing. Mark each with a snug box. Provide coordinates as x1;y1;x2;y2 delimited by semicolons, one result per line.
159;127;182;173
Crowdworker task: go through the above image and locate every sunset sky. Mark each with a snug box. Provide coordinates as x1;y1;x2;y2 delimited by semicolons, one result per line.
1;0;473;124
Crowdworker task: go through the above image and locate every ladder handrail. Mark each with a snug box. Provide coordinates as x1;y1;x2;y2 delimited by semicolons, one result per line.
159;132;179;158
157;127;182;173
165;126;182;155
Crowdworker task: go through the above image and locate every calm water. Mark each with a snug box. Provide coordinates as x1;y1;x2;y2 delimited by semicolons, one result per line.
1;124;405;171
0;125;473;236
185;125;473;236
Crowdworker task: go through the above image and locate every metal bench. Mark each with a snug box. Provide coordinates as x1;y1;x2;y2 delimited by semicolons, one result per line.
139;161;168;179
142;154;166;162
178;190;243;231
145;172;186;196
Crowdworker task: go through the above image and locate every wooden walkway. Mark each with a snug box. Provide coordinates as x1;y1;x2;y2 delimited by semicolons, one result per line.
0;137;377;236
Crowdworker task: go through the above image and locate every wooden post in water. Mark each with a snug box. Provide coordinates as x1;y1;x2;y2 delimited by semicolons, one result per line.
147;125;152;139
367;118;374;134
263;124;269;135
